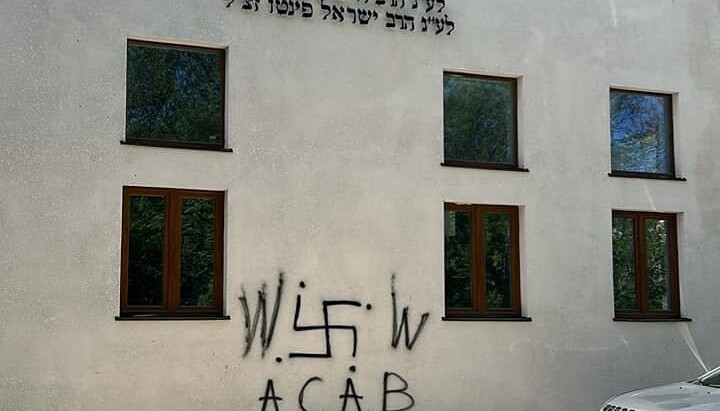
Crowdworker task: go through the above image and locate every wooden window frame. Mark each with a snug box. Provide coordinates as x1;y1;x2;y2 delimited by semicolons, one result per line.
442;72;520;171
609;88;676;180
120;186;225;318
444;203;522;318
612;210;680;319
124;39;227;151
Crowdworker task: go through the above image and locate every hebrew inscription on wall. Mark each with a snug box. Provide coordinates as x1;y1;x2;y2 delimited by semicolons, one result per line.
226;0;456;35
239;272;431;410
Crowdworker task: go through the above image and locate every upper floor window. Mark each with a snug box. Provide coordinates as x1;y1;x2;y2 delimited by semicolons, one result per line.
612;211;680;319
443;73;518;170
610;89;675;178
120;186;225;318
444;203;521;318
125;40;226;150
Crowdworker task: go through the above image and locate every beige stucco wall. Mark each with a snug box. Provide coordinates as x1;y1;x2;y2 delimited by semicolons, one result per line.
1;0;720;409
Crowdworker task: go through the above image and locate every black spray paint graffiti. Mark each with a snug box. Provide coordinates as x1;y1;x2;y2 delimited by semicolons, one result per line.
238;272;284;358
259;372;416;411
238;273;426;409
238;274;429;357
259;379;284;411
289;281;364;358
390;274;430;350
226;0;456;35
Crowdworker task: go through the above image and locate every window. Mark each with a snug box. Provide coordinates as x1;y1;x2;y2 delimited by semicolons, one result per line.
612;211;680;319
444;204;521;318
120;187;225;318
610;89;675;178
125;39;226;150
443;73;518;169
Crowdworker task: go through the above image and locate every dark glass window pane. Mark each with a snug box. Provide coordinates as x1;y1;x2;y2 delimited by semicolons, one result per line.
646;218;672;311
444;74;515;165
484;212;511;309
126;43;223;144
128;196;165;306
445;210;472;308
612;217;637;310
180;198;216;307
610;91;672;174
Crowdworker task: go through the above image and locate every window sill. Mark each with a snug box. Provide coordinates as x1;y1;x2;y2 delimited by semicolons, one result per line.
116;315;231;321
608;172;686;181
442;316;532;322
613;317;691;323
121;140;233;153
441;162;529;172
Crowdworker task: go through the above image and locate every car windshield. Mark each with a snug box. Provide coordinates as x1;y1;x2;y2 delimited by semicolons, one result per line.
699;367;720;387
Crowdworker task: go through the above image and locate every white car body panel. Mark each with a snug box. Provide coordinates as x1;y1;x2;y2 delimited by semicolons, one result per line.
602;366;720;411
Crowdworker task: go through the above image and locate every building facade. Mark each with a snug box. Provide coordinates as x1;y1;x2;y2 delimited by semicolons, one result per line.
1;0;720;410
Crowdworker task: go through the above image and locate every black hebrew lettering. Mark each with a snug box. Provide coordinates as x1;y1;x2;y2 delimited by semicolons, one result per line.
237;0;260;11
427;14;453;35
299;377;323;411
390;274;430;350
385;12;396;28
395;13;406;29
289;293;362;358
339;378;364;411
357;9;378;24
444;15;454;35
331;5;345;21
277;0;289;15
433;15;443;34
301;1;313;17
321;0;332;19
239;272;284;358
227;0;456;36
259;379;283;411
347;7;358;23
382;372;415;411
270;0;300;15
403;15;414;30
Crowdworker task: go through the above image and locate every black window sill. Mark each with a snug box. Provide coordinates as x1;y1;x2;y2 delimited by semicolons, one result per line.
116;315;231;321
613;317;691;323
121;140;233;153
442;316;532;322
441;162;529;172
608;172;686;181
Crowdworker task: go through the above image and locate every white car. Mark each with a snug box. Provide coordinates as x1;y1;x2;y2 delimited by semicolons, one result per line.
601;365;720;411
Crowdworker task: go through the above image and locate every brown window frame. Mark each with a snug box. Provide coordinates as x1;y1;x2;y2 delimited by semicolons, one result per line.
444;203;522;318
124;39;228;152
612;210;680;320
609;88;677;180
120;186;225;318
442;72;520;171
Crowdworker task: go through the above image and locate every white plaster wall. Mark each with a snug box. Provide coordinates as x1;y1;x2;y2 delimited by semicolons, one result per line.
1;0;720;410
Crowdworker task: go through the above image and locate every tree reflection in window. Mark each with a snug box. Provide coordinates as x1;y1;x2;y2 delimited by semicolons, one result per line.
126;41;224;146
444;73;516;166
610;90;673;175
444;204;521;317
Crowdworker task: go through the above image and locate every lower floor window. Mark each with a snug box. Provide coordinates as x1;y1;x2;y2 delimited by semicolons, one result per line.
120;186;225;317
444;203;521;317
612;210;680;319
